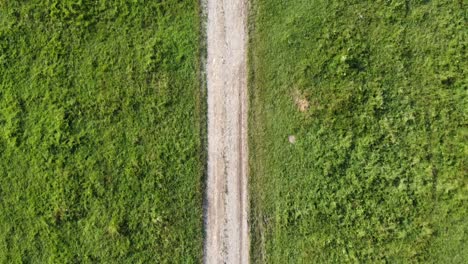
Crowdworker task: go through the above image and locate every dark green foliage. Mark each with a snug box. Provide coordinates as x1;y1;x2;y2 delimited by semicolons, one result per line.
0;0;203;262
249;0;467;262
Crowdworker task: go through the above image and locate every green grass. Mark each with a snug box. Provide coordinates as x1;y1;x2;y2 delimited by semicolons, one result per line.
0;0;203;262
249;0;467;262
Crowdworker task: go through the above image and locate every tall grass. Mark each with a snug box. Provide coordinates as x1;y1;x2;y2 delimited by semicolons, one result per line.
249;0;467;262
0;0;203;262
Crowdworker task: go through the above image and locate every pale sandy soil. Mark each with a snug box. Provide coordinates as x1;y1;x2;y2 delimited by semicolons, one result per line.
204;0;249;263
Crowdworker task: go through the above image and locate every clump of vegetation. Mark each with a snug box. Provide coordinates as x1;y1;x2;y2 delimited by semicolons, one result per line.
249;0;467;262
0;0;203;262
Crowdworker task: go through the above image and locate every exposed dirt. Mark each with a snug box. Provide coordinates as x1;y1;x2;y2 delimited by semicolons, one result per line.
204;0;249;263
293;90;310;112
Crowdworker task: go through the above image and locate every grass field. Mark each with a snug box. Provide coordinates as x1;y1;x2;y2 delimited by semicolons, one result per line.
249;0;467;262
0;0;203;262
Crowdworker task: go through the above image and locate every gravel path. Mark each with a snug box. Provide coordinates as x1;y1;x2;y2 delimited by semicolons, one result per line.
204;0;249;263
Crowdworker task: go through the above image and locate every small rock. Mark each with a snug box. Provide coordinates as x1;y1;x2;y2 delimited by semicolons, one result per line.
288;135;296;144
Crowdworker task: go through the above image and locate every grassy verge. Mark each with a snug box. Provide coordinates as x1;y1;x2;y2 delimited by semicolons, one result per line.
249;0;467;262
0;0;203;262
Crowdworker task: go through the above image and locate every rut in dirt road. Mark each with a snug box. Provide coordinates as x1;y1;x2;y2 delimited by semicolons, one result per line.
203;0;249;263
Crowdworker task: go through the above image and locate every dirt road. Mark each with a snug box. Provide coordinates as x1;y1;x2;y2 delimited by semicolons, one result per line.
204;0;249;263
